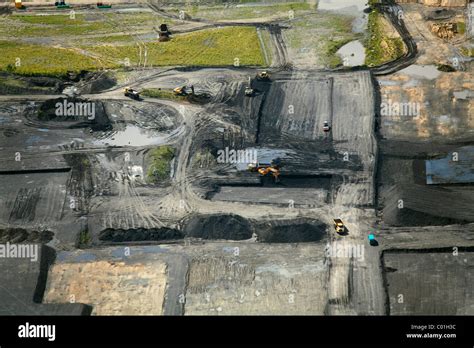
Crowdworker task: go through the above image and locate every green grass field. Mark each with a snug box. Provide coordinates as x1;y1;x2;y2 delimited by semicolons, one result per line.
0;26;264;76
0;41;105;76
86;27;265;67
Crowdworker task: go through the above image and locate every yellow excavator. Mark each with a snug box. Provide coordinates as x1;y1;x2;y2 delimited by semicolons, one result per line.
248;159;281;182
173;85;194;96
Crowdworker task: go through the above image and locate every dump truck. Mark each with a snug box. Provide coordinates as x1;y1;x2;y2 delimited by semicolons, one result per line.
333;219;345;234
124;87;140;100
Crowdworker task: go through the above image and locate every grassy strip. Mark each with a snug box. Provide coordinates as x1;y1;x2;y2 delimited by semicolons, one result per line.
141;88;184;100
0;41;106;76
146;146;175;183
175;2;313;21
0;27;264;75
2;12;159;37
365;9;405;67
87;27;265;67
460;46;474;57
457;21;466;35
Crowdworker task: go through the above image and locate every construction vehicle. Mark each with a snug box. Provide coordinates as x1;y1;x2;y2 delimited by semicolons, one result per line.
323;120;331;133
368;234;377;246
244;77;254;97
248;159;281;183
256;71;270;81
97;2;112;8
333;219;345;234
15;0;26;9
158;23;171;42
124;87;140;100
173;85;194;96
55;0;71;8
245;86;254;97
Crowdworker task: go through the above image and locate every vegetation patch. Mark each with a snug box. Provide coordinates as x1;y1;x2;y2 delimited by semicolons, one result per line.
365;8;405;67
146;146;175;183
460;46;474;57
0;41;105;76
141;88;184;100
87;27;265;67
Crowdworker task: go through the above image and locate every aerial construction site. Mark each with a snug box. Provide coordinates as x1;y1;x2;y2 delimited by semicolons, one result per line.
0;0;472;325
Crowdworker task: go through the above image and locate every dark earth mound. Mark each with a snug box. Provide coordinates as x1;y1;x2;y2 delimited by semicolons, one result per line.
183;214;253;240
0;228;54;243
99;227;183;242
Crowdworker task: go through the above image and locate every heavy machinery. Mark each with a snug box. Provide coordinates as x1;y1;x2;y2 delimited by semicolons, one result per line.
368;234;377;246
323;121;331;133
248;159;281;182
15;0;26;9
244;77;254;97
158;23;171;42
124;87;140;100
55;1;71;8
257;71;270;81
333;219;345;234
97;2;112;8
173;85;194;96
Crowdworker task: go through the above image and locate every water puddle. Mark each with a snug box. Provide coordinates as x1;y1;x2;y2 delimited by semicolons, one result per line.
336;40;366;66
94;124;183;147
425;145;474;184
317;0;369;33
400;65;441;80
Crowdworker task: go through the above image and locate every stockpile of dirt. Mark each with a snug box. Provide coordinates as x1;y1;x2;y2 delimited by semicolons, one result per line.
0;228;54;243
183;214;253;240
99;227;183;242
255;218;327;243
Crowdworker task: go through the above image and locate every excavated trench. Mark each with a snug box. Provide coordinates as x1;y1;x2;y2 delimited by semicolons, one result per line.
32;97;111;131
254;218;327;243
